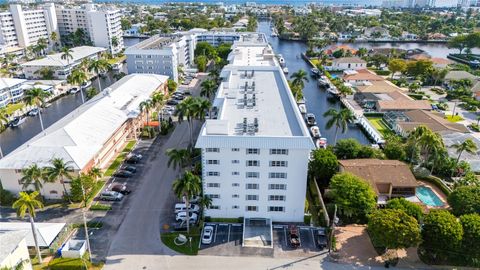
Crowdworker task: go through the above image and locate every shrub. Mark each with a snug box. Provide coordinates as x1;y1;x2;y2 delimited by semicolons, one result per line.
386;197;423;220
90;203;112;211
309;148;338;187
0;186;16;206
334;139;362;159
447;186;480;216
459;213;480;264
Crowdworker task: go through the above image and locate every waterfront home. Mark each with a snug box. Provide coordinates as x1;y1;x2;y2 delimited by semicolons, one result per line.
0;78;27;107
325;44;357;56
0;74;168;199
329;57;367;71
354;89;411;110
355;80;403;94
430;57;453;69
444;70;480;93
0;231;32;270
339;159;419;202
442;132;480;172
401;32;418;40
21;46;106;80
343;69;384;85
124;23;146;36
363;27;390;38
387;109;470;137
376;99;432;112
427;33;447;40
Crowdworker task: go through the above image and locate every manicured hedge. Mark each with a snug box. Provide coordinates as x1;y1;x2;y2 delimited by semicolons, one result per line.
48;258;87;270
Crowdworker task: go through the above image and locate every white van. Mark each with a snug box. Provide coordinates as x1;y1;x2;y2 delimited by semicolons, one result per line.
174;203;200;213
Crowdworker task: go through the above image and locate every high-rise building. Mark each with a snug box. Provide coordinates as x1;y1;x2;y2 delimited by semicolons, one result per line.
195;33;315;222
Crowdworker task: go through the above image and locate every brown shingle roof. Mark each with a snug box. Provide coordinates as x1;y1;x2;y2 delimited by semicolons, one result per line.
339;159;419;194
333;57;367;64
377;99;431;111
355;80;403;93
398;110;469;133
343;69;384;81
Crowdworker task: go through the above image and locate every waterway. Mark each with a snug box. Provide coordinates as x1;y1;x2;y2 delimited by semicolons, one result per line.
0;72;120;156
258;21;372;145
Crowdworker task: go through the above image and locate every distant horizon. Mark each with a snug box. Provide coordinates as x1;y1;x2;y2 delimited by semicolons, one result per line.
0;0;459;7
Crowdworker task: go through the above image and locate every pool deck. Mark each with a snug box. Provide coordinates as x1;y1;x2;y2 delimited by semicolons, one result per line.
417;180;449;210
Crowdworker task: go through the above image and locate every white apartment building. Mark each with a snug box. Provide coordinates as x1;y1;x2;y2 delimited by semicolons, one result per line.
195;33;315;222
0;78;27;107
0;4;58;48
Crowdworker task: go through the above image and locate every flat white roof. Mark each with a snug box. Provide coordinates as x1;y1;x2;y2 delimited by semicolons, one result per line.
0;78;26;89
0;74;168;170
0;230;28;263
22;46;106;67
0;222;66;247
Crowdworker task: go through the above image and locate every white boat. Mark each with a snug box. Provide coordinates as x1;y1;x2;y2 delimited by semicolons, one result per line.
298;104;307;114
283;67;289;74
316;138;328;149
271;32;278;37
10;116;25;127
306;113;317;126
317;78;329;87
310;126;321;138
278;57;285;67
311;68;320;76
327;87;339;96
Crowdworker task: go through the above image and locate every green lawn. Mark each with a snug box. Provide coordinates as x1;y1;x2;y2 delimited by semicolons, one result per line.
104;140;136;176
108;55;126;65
445;115;463;122
367;117;394;137
5;102;25;115
160;227;201;255
33;255;104;270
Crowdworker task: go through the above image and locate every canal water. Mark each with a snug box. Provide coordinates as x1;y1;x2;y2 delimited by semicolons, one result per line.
0;72;119;156
258;21;372;145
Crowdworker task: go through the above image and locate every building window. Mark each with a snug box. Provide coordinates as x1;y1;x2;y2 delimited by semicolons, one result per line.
246;160;260;166
232;194;239;198
232;205;239;209
269;184;287;190
232;183;240;187
246;194;258;201
232;160;240;164
270;161;288;167
210;205;220;209
269;195;285;201
270;149;288;155
207;172;220;176
207;183;220;188
207;160;220;165
246;206;258;211
269;172;287;179
231;148;240;152
246;148;260;154
246;183;259;190
246;172;259;178
206;194;220;199
206;148;220;153
268;206;285;212
232;172;240;176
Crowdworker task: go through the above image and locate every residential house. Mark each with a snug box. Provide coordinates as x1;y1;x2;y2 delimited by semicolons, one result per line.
339;159;419;202
325;44;357;56
329;57;367;71
376;99;432;112
444;70;480;92
430;57;453;69
343;69;384;85
0;231;32;270
364;27;390;38
0;222;66;248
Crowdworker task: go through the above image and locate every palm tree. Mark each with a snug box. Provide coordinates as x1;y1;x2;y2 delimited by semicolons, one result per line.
61;47;74;65
166;148;190;170
323;108;355;145
111;37;119;49
46;158;74;202
23;88;51;131
35;38;48;56
197;195;212;219
50;32;58;50
20;164;47;195
172;171;201;233
407;125;430;163
139;99;154;126
13;191;44;263
175;97;197;146
200;79;217;100
452;139;478;165
67;68;87;103
194;97;211;121
88;59;111;91
431;68;448;87
290;69;309;89
418;131;444;169
0;107;8;131
88;167;103;180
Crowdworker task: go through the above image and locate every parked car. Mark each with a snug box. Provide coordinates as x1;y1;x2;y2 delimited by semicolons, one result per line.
202;225;214;244
166;99;179;105
111;184;131;195
125;156;140;164
122;165;137;173
99;191;123;201
81;80;92;89
175;211;198;223
183;90;191;95
127;153;142;160
27;108;39;116
113;170;133;178
288;225;300;248
316;228;328;249
174;203;200;213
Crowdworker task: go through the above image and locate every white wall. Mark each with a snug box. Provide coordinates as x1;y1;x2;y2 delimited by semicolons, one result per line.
0;237;33;270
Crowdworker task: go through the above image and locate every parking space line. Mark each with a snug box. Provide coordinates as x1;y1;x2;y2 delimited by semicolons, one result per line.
199;226;205;249
311;228;315;249
227;224;231;242
283;227;287;247
231;224;242;227
213;224;218;243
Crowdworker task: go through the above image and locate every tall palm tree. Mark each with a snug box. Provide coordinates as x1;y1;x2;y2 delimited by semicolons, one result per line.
200;79;217;100
23;88;51;131
67;68;87;103
139;99;154;126
60;47;74;65
88;167;102;180
111;37;119;50
166;148;190;170
46;158;74;202
50;32;58;50
175;97;197;146
172;171;201;233
194;97;211;121
323;108;355;145
88;59;111;92
20;164;47;195
290;69;309;89
407;125;430;163
418;131;444;168
452;139;478;165
197;195;212;219
13;191;44;263
35;38;48;56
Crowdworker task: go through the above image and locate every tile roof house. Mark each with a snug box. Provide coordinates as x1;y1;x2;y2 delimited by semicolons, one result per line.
376;99;432;112
325;44;357;56
343;69;384;85
355;80;404;94
430;57;453;69
339;159;419;201
329;57;367;71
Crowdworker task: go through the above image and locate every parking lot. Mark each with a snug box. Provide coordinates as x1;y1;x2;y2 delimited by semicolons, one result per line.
198;223;327;258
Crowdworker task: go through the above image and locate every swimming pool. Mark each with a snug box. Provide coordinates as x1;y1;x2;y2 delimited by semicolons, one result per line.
416;186;444;207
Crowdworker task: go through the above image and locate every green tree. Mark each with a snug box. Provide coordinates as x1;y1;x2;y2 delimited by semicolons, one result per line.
86;87;98;99
34;67;54;80
290;69;309;89
420;210;463;261
67;68;87;103
459;213;480;262
194;42;216;58
45;158;74;202
309;148;338;186
246;16;258;32
195;55;208;72
334;138;362;159
13;191;44;263
111;36;119;49
166;148;191;170
20;164;47;194
200;79;217;100
323;108;355;145
69;174;95;206
88;59;111;91
60;47;74;65
455;171;480;188
88;167;102;180
167;79;177;93
23;88;51;131
172;171;202;233
451;139;478;165
175;97;200;146
430;68;448;86
0;108;8;132
368;209;421;250
447;186;480;216
329;172;377;223
383;139;406;161
406;59;433;77
388;59;407;78
386;197;423;221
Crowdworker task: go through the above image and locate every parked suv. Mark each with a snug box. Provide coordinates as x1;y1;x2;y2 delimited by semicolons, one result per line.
99;191;123;201
113;170;133;178
174;203;200;213
111;184;131;195
175;211;198;223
